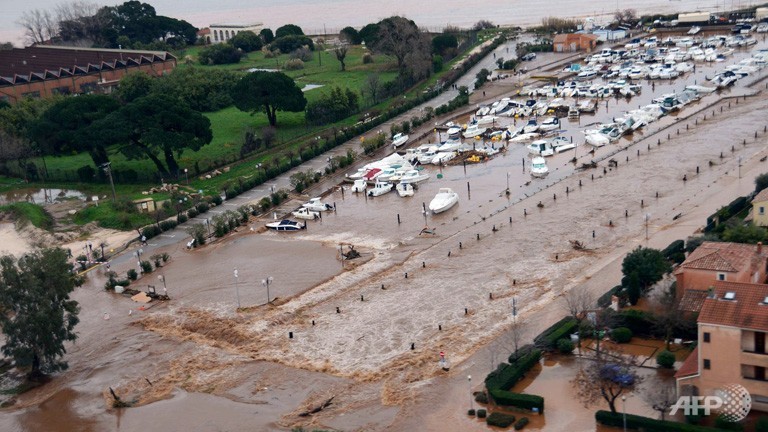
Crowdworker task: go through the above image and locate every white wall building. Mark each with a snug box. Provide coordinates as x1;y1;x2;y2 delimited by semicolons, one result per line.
205;23;263;44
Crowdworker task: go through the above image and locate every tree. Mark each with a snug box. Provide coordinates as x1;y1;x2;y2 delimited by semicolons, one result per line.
114;70;156;103
0;248;81;379
229;30;262;52
573;354;644;413
199;43;242;65
270;35;314;53
562;286;594;353
17;9;58;45
621;247;671;305
755;173;768;194
651;284;695;349
362;73;382;105
94;94;212;176
275;24;304;38
475;68;491;89
339;26;361;44
722;223;768;244
260;28;274;44
359;23;380;46
155;67;240;112
54;0;102;42
644;380;676;420
432;33;458;56
305;87;359;125
27;95;119;166
334;45;348;71
374;16;431;78
231;71;307;127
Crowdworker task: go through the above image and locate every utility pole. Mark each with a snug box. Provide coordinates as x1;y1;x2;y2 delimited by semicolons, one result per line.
101;162;117;203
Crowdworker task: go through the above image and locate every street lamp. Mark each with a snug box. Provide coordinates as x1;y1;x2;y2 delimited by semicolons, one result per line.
233;269;241;309
262;276;274;304
184;168;189;185
622;395;627;432
468;375;474;412
157;275;167;297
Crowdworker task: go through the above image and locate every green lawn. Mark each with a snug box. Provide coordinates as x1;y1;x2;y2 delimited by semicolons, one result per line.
0;202;54;230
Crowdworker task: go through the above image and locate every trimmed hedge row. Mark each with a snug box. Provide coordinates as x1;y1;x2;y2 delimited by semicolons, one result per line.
533;316;577;350
485;348;542;391
489;389;544;413
486;412;516;428
595;410;724;431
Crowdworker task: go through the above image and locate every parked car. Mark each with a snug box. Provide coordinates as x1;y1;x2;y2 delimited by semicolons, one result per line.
521;53;537;61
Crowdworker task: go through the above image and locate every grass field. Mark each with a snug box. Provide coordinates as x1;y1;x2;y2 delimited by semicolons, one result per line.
0;202;54;230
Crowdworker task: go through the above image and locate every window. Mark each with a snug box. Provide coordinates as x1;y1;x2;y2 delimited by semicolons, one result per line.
761;206;766;215
703;332;710;343
704;359;711;370
717;273;726;281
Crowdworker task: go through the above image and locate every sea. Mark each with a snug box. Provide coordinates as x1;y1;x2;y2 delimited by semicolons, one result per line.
1;0;760;46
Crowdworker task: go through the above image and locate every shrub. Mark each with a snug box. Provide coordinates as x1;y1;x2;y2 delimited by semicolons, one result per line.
514;417;529;430
534;316;577;350
284;58;305;70
77;165;96;182
486;412;516;428
662;239;686;264
270;35;314;53
211;196;223;206
161;253;169;262
656;350;676;368
611;327;633;343
468;409;476;416
489;389;544;413
198;44;242;65
196;202;210;213
596;410;730;431
485;348;541;391
127;269;138;281
616;309;657;338
140;261;153;274
362;53;373;64
475;392;488;404
177;214;188;224
187;207;199;218
290;46;313;61
141;225;162;239
477;409;487;418
557;338;575;354
159;220;178;232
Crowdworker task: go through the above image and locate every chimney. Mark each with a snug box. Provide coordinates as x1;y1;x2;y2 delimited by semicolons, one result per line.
759;242;763;254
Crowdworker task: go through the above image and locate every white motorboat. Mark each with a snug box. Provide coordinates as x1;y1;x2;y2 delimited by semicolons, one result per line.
522;118;539;133
428;188;459;214
446;126;462;138
265;219;305;231
476;115;498;126
475;106;490;116
530;156;549;178
585;132;609;147
538;117;560;132
527;140;555;157
568;106;580;118
351;179;367;193
509;132;540;143
303;197;333;212
463;124;487;138
396;183;414;197
392;133;409;149
685;84;717;94
437;140;462;153
398;169;430;184
376;167;399;182
432;152;456;165
292;207;319;220
367;181;393;197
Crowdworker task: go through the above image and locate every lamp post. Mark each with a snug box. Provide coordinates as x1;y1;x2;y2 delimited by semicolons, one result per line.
468;375;474;412
622;395;627;432
262;276;274;304
233;269;241;309
100;162;117;203
184;168;189;185
157;275;167;297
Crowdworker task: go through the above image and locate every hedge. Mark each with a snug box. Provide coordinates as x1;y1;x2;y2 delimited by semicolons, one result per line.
533;316;577;350
662;239;686;264
486;412;516;428
514;417;529;430
489;389;544;413
595;410;724;431
616;309;657;338
485;348;541;391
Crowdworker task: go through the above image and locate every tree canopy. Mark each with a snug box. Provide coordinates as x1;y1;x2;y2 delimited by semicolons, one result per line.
198;43;242;65
229;30;263;52
260;28;274;43
359;23;380;46
231;71;307;127
621;247;671;305
373;16;432;81
432;33;458;56
27;95;119;166
93;94;212;176
340;26;361;44
0;248;81;379
275;24;304;38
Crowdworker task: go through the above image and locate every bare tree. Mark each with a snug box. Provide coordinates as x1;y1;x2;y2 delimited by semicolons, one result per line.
55;1;101;42
17;9;58;45
487;319;528;372
562;286;595;354
643;380;676;420
650;283;695;350
374;16;431;79
334;45;348;71
573;352;644;413
362;73;382;105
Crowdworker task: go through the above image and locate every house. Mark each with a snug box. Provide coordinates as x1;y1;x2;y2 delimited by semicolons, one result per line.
552;33;598;53
676;281;768;413
751;188;768;227
204;23;263;44
674;241;768;301
0;46;176;104
592;28;627;42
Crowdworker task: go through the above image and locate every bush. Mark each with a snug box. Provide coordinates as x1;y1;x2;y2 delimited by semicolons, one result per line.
141;225;162;239
534;316;577;350
468;409;476;416
77;165;96;182
485;348;541;391
662;239;686;264
656;350;676;368
611;327;633;343
177;214;188;224
596;410;729;431
159;219;178;232
557;338;575;354
362;53;373;64
270;35;314;53
284;58;305;70
514;417;529;430
196;202;210;213
477;409;487;418
211;196;223;206
127;269;138;281
489;389;544;413
140;260;153;274
198;44;242;65
475;391;488;404
616;309;657;338
486;412;516;428
187;207;199;218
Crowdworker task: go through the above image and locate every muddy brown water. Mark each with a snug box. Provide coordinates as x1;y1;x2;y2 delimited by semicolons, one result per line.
4;40;768;431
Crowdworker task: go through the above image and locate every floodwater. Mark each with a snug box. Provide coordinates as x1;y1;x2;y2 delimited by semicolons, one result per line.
0;188;86;205
4;37;768;431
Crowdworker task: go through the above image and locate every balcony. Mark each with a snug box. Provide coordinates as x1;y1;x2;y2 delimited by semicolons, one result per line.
742;351;768;367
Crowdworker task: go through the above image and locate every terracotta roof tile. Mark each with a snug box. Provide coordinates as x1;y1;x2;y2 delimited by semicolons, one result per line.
679;289;708;313
698;281;768;331
753;188;768;204
675;346;699;378
678;241;768;273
